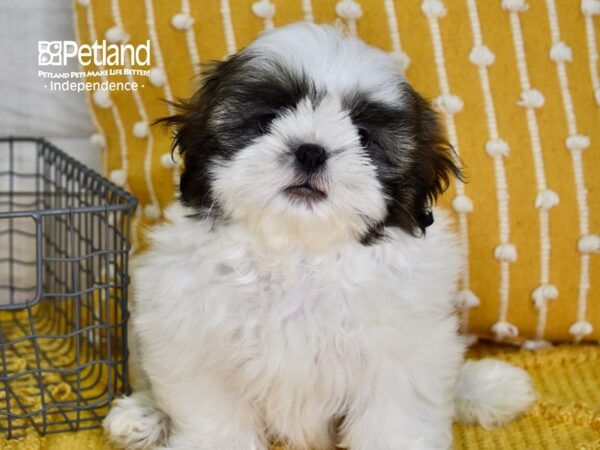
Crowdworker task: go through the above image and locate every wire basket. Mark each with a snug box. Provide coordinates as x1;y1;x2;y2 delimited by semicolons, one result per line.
0;137;137;438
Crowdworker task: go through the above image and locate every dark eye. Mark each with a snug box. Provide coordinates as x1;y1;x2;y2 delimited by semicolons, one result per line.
256;112;277;134
358;127;371;148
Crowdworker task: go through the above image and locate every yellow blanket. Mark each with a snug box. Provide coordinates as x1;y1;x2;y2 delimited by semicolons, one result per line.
2;344;598;450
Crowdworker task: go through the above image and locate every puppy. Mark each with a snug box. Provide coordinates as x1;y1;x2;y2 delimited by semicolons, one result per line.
104;23;535;450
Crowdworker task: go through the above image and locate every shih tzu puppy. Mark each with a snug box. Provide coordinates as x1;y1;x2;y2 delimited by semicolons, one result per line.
104;23;535;450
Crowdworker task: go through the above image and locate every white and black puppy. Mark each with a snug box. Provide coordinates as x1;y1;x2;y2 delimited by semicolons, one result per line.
104;23;535;450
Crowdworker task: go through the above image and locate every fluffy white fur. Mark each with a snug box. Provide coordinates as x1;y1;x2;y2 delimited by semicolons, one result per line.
112;205;464;450
455;359;537;429
104;23;535;450
211;94;386;252
105;206;534;450
244;23;404;105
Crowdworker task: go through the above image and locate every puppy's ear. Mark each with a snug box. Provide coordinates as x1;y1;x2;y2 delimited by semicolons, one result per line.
155;54;246;211
409;86;463;233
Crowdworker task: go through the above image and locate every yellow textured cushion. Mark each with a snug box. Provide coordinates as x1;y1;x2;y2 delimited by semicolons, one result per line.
2;343;599;449
73;0;600;344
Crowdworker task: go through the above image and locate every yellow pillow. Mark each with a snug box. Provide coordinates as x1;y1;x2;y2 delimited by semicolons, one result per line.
73;0;600;344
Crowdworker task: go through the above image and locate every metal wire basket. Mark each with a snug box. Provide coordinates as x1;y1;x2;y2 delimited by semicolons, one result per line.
0;137;137;438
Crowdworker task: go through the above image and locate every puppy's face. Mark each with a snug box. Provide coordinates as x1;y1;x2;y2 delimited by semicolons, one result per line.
164;23;460;251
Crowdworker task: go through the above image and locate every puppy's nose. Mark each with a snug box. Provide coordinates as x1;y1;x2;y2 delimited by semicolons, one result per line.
295;143;327;172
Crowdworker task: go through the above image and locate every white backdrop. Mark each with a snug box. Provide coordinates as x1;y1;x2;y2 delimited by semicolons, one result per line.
0;0;99;171
0;1;101;305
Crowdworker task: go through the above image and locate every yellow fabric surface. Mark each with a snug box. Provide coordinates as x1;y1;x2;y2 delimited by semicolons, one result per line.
1;343;599;449
0;303;119;438
72;1;600;343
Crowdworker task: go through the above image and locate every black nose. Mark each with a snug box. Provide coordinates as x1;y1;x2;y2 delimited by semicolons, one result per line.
295;143;327;173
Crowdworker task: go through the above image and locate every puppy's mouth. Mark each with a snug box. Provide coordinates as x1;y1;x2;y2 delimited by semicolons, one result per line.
284;183;327;203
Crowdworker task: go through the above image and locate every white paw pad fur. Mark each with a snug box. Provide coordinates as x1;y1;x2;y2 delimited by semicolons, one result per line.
103;392;169;449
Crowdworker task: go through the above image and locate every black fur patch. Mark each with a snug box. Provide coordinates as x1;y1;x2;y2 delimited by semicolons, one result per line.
156;54;318;215
344;84;462;241
158;54;462;244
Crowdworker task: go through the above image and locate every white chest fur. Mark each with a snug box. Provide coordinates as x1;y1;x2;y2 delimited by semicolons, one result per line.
130;205;463;448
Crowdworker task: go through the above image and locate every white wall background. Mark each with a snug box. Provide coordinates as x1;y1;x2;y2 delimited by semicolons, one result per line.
0;1;101;304
0;0;100;170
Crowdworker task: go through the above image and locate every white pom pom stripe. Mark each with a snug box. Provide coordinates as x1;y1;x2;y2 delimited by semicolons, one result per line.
109;0;163;221
142;0;175;119
145;0;183;197
389;50;411;73
545;0;596;342
485;139;509;157
335;0;363;19
72;1;108;173
581;0;600;15
535;189;560;210
569;320;594;341
501;0;529;12
133;121;149;139
174;0;202;187
452;194;474;214
143;203;162;221
252;0;275;19
582;1;600;106
578;234;600;253
531;283;559;309
90;132;106;149
421;0;447;18
432;94;464;114
384;0;410;74
518;89;545;108
466;0;516;341
469;45;495;66
179;1;201;74
504;1;560;341
92;89;112;109
220;0;237;56
455;289;481;309
252;0;275;30
491;321;519;340
171;13;194;30
74;0;142;258
105;26;129;44
109;169;127;187
566;134;590;152
302;0;314;22
494;243;518;263
336;0;362;36
424;0;475;336
549;41;572;62
82;1;129;192
149;67;166;87
161;152;178;169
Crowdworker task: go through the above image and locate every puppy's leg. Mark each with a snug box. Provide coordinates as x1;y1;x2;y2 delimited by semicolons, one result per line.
151;370;267;450
103;390;169;449
340;343;463;450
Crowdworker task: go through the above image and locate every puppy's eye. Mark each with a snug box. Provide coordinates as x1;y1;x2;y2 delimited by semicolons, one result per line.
256;112;277;134
357;127;371;148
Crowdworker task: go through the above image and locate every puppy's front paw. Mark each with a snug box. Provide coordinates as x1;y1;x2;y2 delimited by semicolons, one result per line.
103;392;169;449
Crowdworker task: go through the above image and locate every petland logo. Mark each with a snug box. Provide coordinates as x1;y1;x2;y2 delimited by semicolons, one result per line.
38;40;151;66
38;40;152;92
